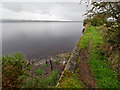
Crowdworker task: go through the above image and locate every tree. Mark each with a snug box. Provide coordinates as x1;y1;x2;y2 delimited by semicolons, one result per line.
85;2;120;23
83;1;120;78
84;1;120;46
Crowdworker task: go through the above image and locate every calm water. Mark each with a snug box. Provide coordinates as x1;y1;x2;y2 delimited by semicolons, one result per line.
2;22;83;60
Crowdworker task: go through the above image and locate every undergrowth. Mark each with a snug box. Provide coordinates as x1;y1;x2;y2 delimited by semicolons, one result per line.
22;70;60;88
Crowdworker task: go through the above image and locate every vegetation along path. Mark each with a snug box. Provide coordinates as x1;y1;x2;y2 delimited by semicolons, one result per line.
77;34;98;88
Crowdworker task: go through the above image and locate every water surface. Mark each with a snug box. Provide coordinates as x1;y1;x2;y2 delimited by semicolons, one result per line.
2;22;83;60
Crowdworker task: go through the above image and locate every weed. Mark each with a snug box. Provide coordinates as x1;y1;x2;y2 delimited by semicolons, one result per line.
35;69;45;76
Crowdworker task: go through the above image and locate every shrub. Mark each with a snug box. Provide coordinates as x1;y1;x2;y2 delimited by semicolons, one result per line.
47;70;60;86
2;52;32;89
83;15;108;27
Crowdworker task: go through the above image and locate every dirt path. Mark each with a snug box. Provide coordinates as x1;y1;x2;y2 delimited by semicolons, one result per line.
77;35;98;88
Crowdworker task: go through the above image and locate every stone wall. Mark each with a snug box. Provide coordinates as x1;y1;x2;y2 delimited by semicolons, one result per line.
56;43;80;87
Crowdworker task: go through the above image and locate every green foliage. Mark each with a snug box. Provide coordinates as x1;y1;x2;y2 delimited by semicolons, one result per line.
83;15;108;26
2;52;32;88
57;70;84;88
22;76;48;88
90;50;119;88
65;52;71;59
53;60;59;65
99;23;120;76
79;35;89;50
35;69;45;76
85;26;120;88
22;70;60;88
102;23;120;48
40;64;49;68
22;77;36;88
78;25;119;87
85;2;120;24
84;2;120;77
47;70;60;86
2;52;60;88
79;26;97;50
84;1;120;80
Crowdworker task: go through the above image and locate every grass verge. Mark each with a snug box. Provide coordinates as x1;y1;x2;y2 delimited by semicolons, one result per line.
85;25;119;88
57;70;84;88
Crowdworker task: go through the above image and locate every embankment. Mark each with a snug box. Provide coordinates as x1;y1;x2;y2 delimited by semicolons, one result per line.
56;24;119;88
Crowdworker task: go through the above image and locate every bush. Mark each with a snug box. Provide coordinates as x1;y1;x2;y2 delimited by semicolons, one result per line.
47;70;60;86
2;52;32;89
83;15;108;26
83;19;90;26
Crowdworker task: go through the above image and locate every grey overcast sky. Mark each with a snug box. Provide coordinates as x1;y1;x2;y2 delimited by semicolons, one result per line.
1;2;91;21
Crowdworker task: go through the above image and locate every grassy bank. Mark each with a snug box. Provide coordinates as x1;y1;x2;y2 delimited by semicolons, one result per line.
57;25;119;88
79;25;119;88
57;70;84;88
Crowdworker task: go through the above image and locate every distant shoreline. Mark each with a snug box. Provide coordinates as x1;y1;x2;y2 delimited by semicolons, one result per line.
1;20;83;23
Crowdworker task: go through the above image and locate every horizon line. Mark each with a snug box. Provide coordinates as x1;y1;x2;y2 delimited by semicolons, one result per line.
1;19;83;22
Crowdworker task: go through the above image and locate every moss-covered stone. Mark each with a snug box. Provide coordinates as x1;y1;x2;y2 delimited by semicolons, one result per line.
57;70;84;88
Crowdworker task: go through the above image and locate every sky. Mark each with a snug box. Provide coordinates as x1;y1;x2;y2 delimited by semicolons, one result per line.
1;1;91;21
